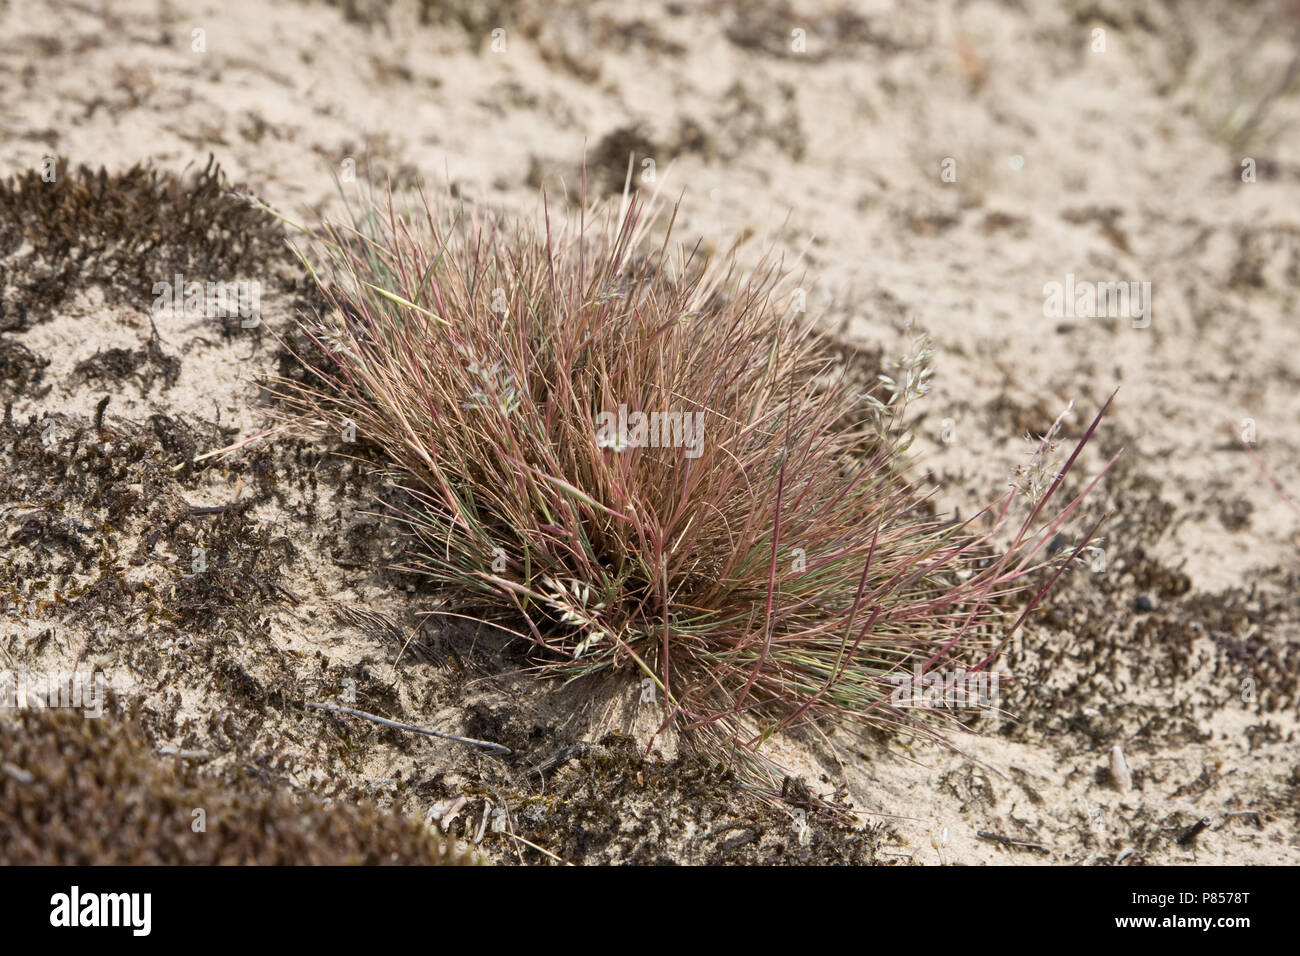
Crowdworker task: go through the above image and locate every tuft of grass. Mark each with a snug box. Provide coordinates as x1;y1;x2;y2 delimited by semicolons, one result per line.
273;183;1112;798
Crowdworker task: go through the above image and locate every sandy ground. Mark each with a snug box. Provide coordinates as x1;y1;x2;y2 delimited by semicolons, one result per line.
1;0;1298;864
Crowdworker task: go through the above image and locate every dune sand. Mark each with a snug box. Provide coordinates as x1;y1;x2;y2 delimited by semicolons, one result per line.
1;0;1297;864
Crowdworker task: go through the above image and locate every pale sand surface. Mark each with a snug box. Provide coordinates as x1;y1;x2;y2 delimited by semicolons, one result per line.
1;0;1297;863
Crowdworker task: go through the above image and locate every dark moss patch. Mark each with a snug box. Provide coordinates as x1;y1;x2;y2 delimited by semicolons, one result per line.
710;81;807;161
0;155;285;329
0;707;473;864
0;339;49;399
315;0;510;32
444;730;892;865
0;410;289;634
1001;455;1300;748
987;387;1090;441
590;125;660;196
1217;495;1253;532
723;1;914;61
72;323;181;393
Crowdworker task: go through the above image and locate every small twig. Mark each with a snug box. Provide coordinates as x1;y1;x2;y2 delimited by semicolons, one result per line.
525;743;588;781
185;500;248;516
1177;817;1212;848
303;701;511;754
156;747;212;760
275;584;303;605
977;831;1052;854
502;831;572;865
94;395;110;435
190;422;296;465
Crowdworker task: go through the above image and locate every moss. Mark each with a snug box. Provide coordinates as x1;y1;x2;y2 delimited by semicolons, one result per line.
0;155;285;330
722;1;911;61
72;324;182;394
1002;453;1300;746
0;409;291;635
0;340;49;400
0;707;475;864
588;124;660;196
451;732;891;865
314;0;520;34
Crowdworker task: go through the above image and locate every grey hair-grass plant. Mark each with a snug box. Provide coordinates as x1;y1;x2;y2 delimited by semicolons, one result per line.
264;177;1113;806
